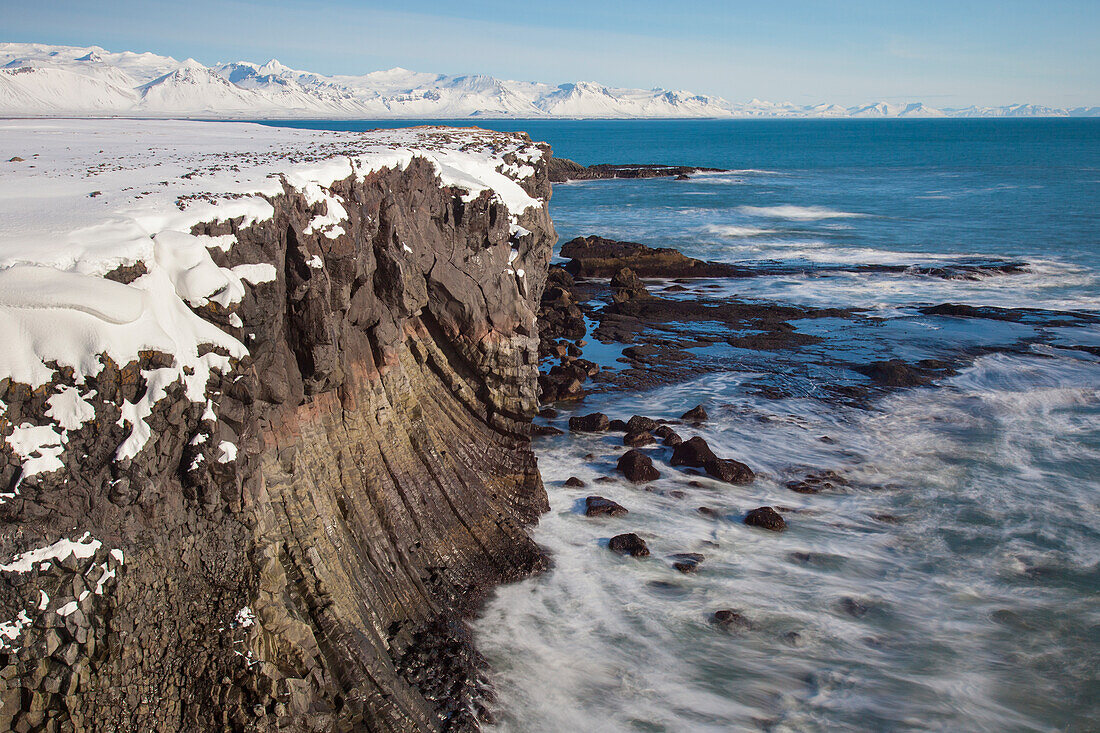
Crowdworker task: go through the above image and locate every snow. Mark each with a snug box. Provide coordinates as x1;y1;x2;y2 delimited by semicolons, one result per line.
2;42;1079;119
0;118;545;474
0;533;102;573
217;440;237;463
46;386;97;430
235;606;255;627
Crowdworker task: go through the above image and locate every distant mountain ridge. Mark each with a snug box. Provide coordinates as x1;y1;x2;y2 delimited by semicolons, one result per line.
2;42;1097;119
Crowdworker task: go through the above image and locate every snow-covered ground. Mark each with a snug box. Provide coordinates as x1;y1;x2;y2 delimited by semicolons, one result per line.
0;118;545;485
2;43;1095;119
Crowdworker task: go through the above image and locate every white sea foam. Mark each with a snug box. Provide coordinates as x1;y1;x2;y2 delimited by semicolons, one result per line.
702;224;778;238
738;205;869;220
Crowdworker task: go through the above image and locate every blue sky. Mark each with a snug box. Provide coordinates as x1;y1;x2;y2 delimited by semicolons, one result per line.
4;0;1097;107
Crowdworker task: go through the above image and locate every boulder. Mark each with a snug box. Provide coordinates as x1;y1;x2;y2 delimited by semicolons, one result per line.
669;553;705;573
608;533;649;557
744;507;786;532
626;415;658;433
616;450;660;482
569;413;610;432
711;609;752;630
705;458;754;485
623;431;655;447
681;405;708;422
670;437;718;467
563;477;586;488
584;496;628;517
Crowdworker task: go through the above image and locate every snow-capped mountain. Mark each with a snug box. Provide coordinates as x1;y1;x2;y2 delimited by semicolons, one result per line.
0;43;1094;119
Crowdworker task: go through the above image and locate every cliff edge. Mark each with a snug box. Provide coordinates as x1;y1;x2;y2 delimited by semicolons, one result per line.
0;120;556;731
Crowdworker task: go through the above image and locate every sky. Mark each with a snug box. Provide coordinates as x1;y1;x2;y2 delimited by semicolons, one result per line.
3;0;1098;107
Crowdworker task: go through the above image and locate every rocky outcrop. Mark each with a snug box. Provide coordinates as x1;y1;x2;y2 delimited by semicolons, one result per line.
547;158;725;183
0;130;556;731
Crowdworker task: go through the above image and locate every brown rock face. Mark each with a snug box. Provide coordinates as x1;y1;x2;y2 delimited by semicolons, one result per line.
0;147;557;731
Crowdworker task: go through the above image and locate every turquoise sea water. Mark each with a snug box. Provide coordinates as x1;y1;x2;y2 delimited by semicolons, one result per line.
268;120;1100;732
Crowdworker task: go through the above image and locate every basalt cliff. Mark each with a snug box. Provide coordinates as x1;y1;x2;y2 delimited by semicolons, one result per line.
0;122;555;732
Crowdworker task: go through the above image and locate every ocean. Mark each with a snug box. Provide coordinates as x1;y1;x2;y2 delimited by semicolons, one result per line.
267;119;1100;731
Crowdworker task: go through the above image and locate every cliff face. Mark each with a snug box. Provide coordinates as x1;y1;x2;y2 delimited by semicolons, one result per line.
0;123;555;732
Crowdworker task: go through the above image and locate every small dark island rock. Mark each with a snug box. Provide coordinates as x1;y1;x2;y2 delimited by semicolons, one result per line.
608;533;650;557
585;496;629;517
744;507;787;532
617;449;661;482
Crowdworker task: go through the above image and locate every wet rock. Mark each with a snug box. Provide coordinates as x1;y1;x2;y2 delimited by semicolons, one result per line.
608;533;650;557
681;405;708;422
569;413;610;432
626;415;658;433
610;268;651;303
669;553;705;573
744;507;786;532
608;419;629;432
616;450;660;483
697;506;722;518
838;597;871;618
787;469;847;493
663;431;683;447
704;458;753;485
670;437;754;484
561;235;750;278
712;609;752;630
585;496;628;517
595;476;617;484
532;424;564;436
670;437;718;467
563;477;586;488
623;431;655;447
853;359;955;388
538;407;559;418
547;158;725;183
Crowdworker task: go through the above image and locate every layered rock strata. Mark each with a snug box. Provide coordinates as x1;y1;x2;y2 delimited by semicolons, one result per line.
0;121;555;732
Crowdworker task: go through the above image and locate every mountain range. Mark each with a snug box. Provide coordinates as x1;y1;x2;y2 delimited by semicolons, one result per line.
2;43;1097;119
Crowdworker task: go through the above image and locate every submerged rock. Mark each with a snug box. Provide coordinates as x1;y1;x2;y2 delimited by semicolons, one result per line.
711;609;752;630
616;449;660;482
585;496;628;517
608;533;650;557
669;553;705;573
744;506;786;532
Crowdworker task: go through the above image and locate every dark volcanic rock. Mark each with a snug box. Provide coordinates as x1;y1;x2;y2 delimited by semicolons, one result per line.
745;507;787;532
854;359;956;387
547;157;726;183
712;609;752;630
624;430;656;447
608;419;629;432
705;457;755;485
616;449;661;482
626;415;659;433
681;404;708;422
569;412;610;432
532;424;565;436
610;267;652;303
669;553;705;573
561;235;749;279
585;496;628;517
671;436;719;467
564;476;587;487
608;533;650;557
